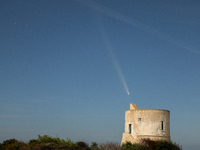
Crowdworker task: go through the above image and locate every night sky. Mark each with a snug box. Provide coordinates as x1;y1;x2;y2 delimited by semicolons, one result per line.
1;0;200;149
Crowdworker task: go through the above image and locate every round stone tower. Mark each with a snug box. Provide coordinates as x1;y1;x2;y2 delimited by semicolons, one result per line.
121;103;170;144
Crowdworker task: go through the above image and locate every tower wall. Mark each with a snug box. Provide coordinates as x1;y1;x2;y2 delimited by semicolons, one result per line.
121;104;170;144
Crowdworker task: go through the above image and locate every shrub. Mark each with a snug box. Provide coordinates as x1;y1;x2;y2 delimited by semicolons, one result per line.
0;136;182;150
0;143;5;150
122;141;147;150
37;135;62;143
29;139;40;144
140;138;156;149
1;139;26;150
4;143;20;150
63;138;76;148
76;141;90;150
155;140;182;150
122;139;182;150
99;142;123;150
2;139;18;146
90;142;99;150
29;135;76;149
18;144;31;150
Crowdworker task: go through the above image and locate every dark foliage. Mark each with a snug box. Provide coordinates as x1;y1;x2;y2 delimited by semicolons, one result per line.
29;139;40;144
141;138;157;149
155;140;181;150
122;139;182;150
122;141;147;150
2;139;18;145
90;142;99;150
76;141;90;150
0;136;182;150
99;142;123;150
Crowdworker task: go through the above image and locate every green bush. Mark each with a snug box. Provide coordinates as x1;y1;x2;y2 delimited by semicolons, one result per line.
2;139;18;146
62;137;76;148
28;135;76;149
1;139;26;150
99;142;123;150
122;139;181;150
0;136;182;150
5;143;20;150
29;139;40;144
0;143;5;150
36;135;76;147
37;135;62;143
155;140;181;150
122;141;147;150
90;142;99;150
76;141;90;150
141;138;157;149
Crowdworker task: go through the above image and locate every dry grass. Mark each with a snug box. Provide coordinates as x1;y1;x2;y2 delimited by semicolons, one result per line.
99;142;124;150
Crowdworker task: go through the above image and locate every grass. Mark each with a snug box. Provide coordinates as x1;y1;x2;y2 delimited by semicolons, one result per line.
0;135;182;150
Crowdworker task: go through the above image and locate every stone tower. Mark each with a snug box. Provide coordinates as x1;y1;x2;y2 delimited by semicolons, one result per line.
121;103;170;144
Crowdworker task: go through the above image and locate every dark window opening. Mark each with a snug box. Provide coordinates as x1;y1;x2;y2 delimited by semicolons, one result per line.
138;118;141;122
160;121;164;130
129;124;131;134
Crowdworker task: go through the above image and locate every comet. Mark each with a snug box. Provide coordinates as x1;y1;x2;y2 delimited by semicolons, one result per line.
96;16;130;96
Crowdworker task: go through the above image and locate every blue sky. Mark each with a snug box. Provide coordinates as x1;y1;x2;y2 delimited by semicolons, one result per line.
0;0;200;149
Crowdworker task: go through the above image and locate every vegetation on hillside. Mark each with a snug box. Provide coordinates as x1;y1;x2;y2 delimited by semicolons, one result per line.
0;135;182;150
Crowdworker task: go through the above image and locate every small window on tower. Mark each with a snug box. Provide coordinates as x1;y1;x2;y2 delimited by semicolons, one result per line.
129;124;131;134
138;118;141;122
160;121;164;130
